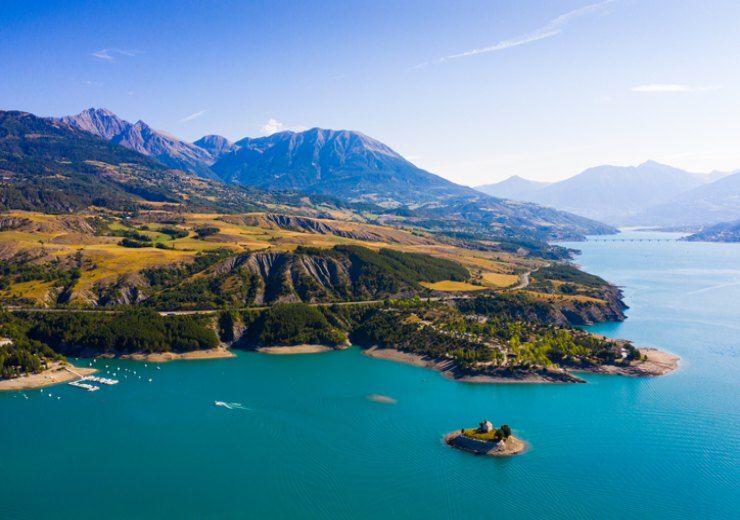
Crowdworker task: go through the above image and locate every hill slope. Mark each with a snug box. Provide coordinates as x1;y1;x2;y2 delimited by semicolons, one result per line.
636;172;740;226
400;196;616;242
684;219;740;242
0;110;174;211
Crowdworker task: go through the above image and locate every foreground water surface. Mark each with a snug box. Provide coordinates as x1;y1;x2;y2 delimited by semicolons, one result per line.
1;230;738;519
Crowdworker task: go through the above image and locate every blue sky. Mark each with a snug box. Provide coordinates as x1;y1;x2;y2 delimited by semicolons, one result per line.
1;0;738;185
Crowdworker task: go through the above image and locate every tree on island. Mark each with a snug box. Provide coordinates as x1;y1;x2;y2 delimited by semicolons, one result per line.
500;424;512;439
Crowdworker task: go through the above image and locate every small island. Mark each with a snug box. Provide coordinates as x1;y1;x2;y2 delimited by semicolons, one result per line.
445;420;526;457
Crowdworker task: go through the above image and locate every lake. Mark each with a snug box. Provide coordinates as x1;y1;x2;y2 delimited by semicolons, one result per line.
1;230;738;519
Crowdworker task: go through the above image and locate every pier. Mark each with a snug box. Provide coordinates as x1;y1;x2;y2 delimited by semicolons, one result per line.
68;380;99;392
64;366;118;391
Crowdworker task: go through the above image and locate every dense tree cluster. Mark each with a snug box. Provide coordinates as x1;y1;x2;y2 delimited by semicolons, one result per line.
0;312;62;378
240;303;346;347
25;310;218;356
159;227;189;239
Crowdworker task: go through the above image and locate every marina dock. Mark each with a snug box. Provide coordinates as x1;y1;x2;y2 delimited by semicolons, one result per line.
64;367;118;391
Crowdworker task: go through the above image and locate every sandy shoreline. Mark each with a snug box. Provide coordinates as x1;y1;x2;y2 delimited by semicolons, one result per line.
444;431;527;457
0;362;97;391
577;348;680;377
120;347;235;362
364;346;678;383
363;347;580;383
257;344;342;355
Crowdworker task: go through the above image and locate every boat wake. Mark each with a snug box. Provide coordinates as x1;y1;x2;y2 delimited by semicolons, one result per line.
214;401;251;411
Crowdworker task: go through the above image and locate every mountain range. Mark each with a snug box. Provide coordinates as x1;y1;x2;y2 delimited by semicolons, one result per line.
0;108;614;243
56;108;479;206
477;161;738;227
43;108;614;238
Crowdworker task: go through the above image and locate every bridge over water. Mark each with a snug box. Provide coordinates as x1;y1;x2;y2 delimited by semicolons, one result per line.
589;238;676;243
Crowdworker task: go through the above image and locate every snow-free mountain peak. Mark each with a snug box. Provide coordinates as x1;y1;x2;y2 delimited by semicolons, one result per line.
194;134;238;159
56;108;218;178
213;127;478;205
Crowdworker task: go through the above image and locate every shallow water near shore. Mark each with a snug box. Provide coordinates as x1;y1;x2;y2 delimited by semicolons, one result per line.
1;230;738;519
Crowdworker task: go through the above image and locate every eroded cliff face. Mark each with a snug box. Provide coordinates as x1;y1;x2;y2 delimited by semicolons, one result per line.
554;286;627;325
211;250;381;304
0;216;32;232
81;247;427;308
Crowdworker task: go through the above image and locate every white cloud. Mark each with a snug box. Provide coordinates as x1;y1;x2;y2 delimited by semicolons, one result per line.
92;48;140;62
260;118;284;135
422;0;615;66
179;109;207;123
631;83;722;93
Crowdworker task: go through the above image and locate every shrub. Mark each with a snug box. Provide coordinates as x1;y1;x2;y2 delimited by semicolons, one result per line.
195;226;219;239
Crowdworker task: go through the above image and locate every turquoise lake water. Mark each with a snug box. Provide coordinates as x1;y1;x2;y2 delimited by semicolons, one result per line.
1;230;738;519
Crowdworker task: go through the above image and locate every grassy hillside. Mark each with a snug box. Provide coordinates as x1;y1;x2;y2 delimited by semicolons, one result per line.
0;210;536;308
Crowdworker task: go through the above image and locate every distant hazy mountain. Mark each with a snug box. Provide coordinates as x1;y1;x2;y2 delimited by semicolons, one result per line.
479;161;720;225
212;128;478;205
194;134;238;160
530;161;711;223
475;176;550;200
684;219;740;242
633;171;740;226
57;108;218;179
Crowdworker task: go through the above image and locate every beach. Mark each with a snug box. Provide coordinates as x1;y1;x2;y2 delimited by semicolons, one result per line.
578;348;680;377
364;346;581;383
0;362;97;391
120;347;235;362
257;344;337;355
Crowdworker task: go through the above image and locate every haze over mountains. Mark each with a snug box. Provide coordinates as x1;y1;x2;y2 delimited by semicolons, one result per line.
476;176;550;201
477;161;739;228
635;170;740;226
